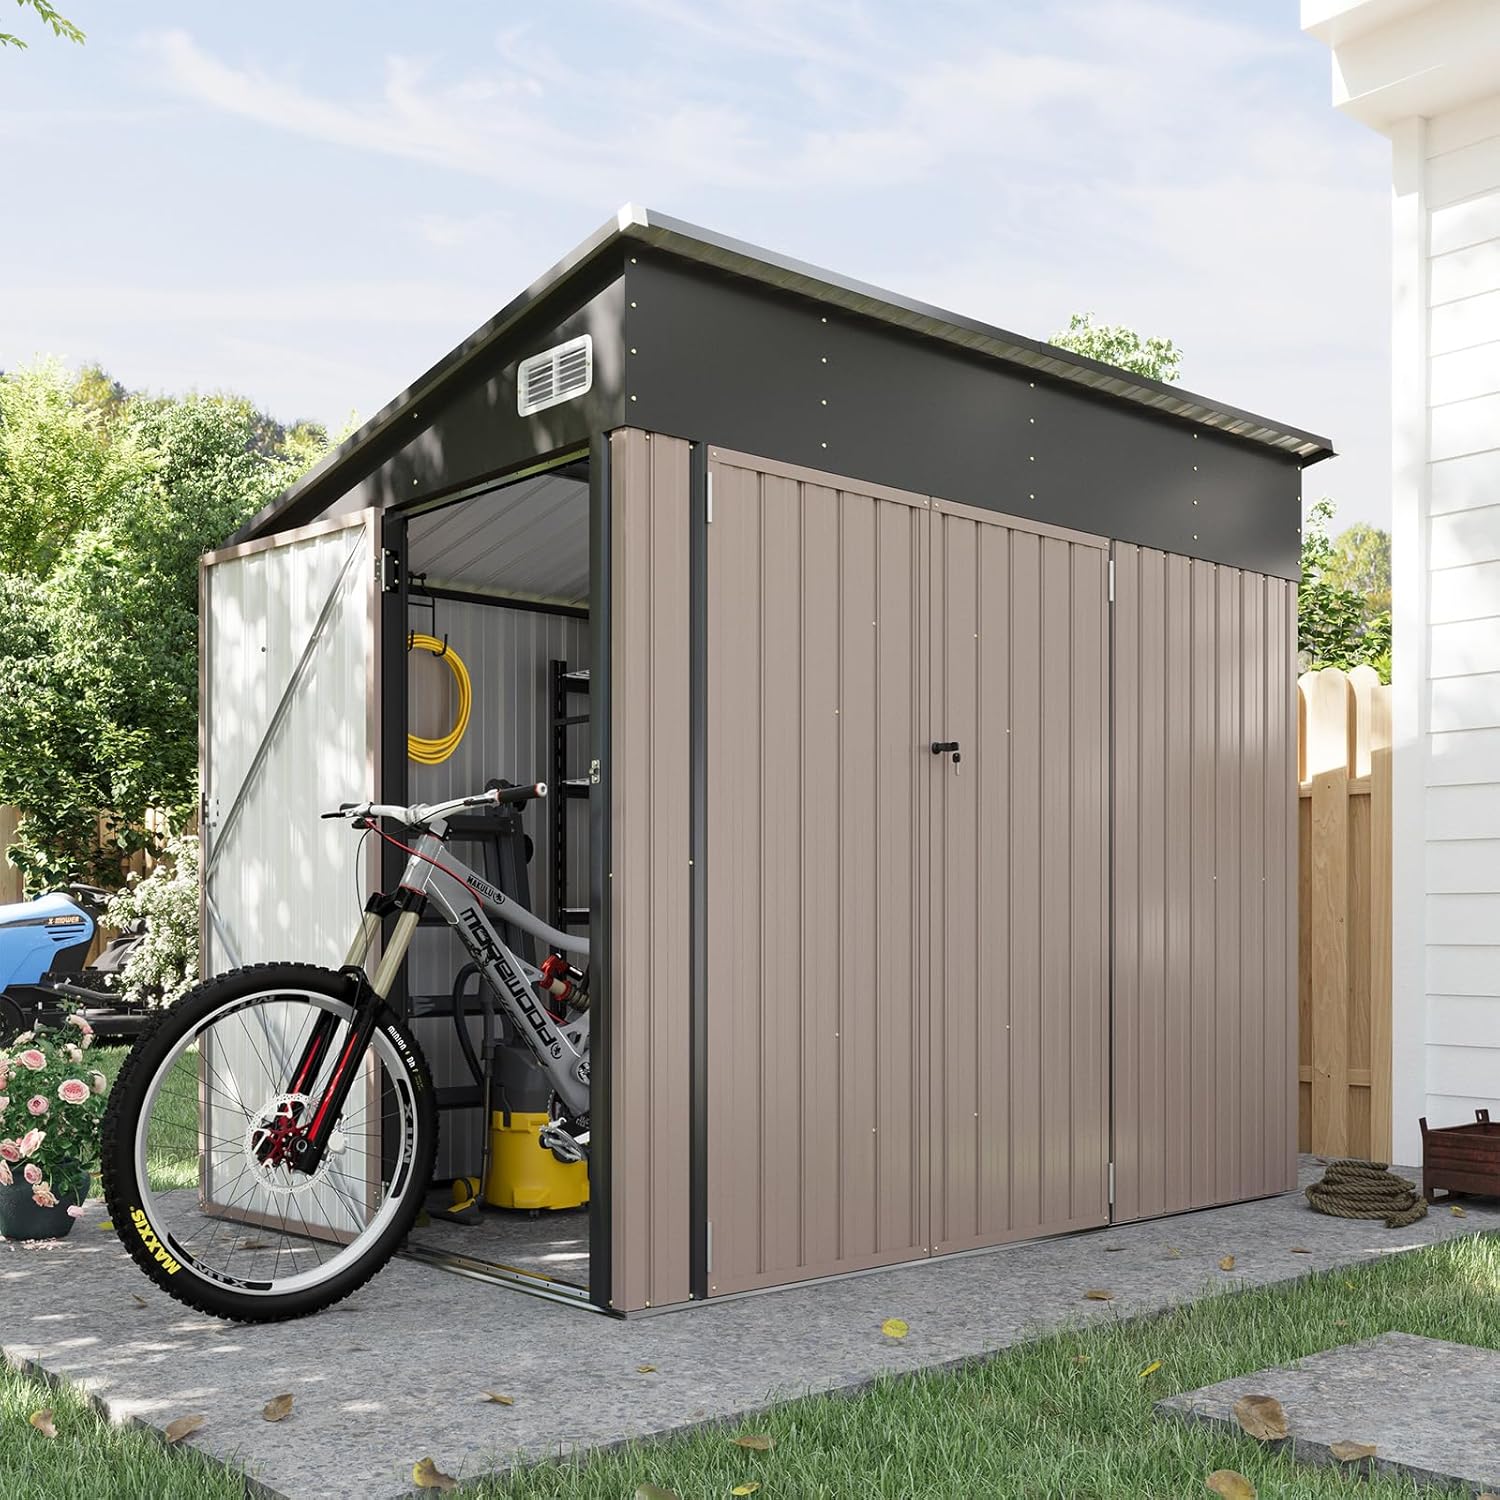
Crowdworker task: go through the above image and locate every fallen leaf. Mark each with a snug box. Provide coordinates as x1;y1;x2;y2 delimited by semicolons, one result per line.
262;1394;294;1423
1343;1280;1356;1290
1083;1289;1115;1301
412;1457;458;1491
1232;1394;1288;1442
731;1487;761;1497
880;1317;909;1339
1138;1360;1162;1379
635;1487;680;1500
730;1434;774;1452
1290;1246;1313;1254
636;1364;657;1374
1206;1470;1257;1499
97;1219;112;1231
29;1409;56;1439
1219;1255;1237;1272
1329;1440;1376;1462
163;1414;205;1445
1165;1247;1183;1259
130;1293;147;1308
1073;1354;1091;1366
1335;1319;1350;1328
481;1392;515;1406
239;1238;270;1250
1104;1245;1127;1252
1451;1205;1467;1218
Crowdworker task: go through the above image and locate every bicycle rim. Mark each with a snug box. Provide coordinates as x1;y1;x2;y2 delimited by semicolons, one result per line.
131;988;419;1298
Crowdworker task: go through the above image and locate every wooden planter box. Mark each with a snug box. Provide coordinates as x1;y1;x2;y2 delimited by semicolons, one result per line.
1421;1111;1500;1202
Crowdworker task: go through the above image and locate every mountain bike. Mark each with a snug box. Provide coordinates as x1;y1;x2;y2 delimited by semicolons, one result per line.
101;782;591;1322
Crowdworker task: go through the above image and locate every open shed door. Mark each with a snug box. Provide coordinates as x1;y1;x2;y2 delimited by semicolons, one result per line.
201;511;382;973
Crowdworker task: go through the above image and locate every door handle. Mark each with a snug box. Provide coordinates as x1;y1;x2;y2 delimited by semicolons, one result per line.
930;740;961;767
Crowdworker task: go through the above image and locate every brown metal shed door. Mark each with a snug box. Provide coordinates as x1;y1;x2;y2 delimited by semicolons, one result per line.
706;451;930;1297
927;501;1110;1254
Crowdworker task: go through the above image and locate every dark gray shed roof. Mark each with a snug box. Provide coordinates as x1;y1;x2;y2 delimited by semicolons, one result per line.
236;204;1333;543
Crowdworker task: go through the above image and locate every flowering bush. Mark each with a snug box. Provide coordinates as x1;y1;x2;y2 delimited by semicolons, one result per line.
0;1017;108;1210
103;831;200;1009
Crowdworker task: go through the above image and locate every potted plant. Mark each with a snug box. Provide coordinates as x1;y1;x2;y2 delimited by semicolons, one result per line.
0;1016;109;1240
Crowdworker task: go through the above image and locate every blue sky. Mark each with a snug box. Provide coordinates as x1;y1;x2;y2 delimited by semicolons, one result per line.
2;1;1391;526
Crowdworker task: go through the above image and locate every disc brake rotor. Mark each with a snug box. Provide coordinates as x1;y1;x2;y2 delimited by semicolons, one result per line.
242;1092;347;1196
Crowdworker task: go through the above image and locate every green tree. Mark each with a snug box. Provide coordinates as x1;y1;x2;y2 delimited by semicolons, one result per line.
0;0;82;48
1299;499;1391;683
0;366;331;888
1050;312;1183;383
1324;520;1391;615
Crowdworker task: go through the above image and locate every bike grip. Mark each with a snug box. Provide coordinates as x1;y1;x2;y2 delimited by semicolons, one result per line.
494;782;547;805
320;802;362;819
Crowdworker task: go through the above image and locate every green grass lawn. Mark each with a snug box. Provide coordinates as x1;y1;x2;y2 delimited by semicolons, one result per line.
92;1043;199;1192
5;1233;1497;1499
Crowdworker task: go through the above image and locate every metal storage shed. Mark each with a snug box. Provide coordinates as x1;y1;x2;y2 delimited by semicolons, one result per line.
200;205;1333;1314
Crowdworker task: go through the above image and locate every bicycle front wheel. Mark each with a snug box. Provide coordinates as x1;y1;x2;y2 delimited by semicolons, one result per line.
101;963;436;1322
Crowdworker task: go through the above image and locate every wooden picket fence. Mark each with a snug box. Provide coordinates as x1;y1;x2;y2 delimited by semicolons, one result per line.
1298;664;1393;1164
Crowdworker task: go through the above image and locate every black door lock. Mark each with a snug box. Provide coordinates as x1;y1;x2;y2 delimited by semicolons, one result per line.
930;740;961;766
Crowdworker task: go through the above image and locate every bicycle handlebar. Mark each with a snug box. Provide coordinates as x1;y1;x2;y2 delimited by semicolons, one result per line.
321;783;547;824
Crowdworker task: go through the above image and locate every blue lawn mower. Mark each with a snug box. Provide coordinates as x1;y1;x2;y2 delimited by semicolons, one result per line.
0;883;151;1044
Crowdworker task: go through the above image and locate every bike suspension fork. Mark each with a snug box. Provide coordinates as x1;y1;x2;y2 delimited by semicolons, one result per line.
277;891;425;1176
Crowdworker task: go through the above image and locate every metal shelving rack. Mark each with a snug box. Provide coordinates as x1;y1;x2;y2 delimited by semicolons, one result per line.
548;659;591;932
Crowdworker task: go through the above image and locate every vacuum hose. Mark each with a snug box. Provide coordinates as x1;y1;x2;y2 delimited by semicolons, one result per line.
408;633;471;765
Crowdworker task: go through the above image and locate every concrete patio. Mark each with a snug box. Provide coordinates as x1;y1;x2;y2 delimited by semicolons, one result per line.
4;1158;1497;1500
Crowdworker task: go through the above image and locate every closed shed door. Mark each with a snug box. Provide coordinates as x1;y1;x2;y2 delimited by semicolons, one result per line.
706;453;929;1296
704;451;1110;1296
928;501;1109;1253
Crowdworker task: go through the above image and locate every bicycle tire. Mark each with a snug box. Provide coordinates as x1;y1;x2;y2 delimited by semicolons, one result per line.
101;963;437;1323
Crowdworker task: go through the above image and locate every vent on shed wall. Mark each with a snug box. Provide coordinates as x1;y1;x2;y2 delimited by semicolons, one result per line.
517;334;593;417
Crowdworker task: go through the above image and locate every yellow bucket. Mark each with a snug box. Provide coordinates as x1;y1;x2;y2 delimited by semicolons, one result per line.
485;1110;589;1211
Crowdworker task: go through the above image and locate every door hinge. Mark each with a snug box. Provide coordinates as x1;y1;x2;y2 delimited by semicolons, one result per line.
706;1220;713;1272
706;471;714;524
1108;1160;1116;1207
589;758;602;786
1107;557;1115;604
378;548;401;593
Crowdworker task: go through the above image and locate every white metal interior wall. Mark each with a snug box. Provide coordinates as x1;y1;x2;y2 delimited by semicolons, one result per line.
403;597;589;1180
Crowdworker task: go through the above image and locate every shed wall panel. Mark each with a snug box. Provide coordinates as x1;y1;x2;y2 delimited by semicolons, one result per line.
1112;545;1298;1220
609;429;692;1311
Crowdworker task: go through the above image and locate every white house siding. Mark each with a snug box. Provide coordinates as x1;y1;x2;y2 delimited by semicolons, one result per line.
1407;99;1500;1161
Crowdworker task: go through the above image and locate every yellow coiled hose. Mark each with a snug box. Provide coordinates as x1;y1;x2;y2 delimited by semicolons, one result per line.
407;633;471;764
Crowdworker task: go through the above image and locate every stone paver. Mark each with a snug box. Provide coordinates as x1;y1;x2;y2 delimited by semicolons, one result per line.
1160;1331;1500;1494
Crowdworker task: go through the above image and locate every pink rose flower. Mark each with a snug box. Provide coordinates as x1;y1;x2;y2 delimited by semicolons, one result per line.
0;1067;9;1091
89;1072;107;1096
22;1163;40;1185
12;1031;31;1045
0;1096;8;1115
57;1079;88;1105
17;1050;45;1072
17;1128;44;1157
0;1140;18;1163
0;1161;10;1185
26;1096;48;1117
31;1185;57;1208
65;1204;83;1219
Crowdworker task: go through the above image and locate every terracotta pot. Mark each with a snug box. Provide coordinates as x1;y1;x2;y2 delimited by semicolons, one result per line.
0;1172;89;1241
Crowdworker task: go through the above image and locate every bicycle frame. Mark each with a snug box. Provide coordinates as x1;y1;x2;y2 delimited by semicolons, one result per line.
278;816;590;1174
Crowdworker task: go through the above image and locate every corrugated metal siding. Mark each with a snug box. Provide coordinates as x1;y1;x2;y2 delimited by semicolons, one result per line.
610;429;693;1311
202;513;378;974
402;597;589;1180
1111;544;1297;1220
705;454;929;1297
928;500;1109;1254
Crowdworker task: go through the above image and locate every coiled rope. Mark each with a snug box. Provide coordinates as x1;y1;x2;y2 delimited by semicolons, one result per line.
1304;1159;1428;1228
407;633;471;765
